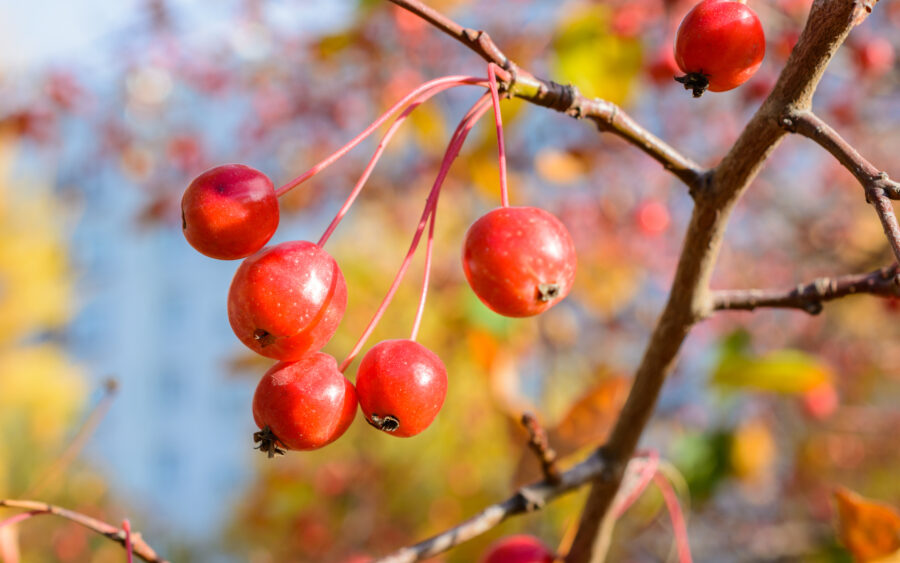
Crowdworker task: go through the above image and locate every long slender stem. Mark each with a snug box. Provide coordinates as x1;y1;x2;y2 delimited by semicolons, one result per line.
487;63;509;207
340;95;492;372
318;78;483;247
274;75;485;197
653;473;692;563
409;209;435;342
123;519;134;563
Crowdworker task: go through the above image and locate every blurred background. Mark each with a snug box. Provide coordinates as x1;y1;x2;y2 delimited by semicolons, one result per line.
1;0;899;561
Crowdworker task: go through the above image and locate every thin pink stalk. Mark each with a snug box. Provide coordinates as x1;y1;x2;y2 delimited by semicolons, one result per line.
340;94;492;372
611;450;660;519
409;209;436;341
317;79;469;247
123;519;133;563
487;63;509;207
653;472;693;563
275;75;486;197
0;510;46;531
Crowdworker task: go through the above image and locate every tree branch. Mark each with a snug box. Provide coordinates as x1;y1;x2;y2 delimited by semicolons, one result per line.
372;449;610;563
712;264;900;314
521;412;561;485
780;109;900;262
565;2;876;560
380;1;882;561
386;0;707;191
0;499;168;563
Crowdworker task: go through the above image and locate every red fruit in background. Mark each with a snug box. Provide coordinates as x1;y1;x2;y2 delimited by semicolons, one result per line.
252;353;357;455
463;207;577;318
647;44;680;86
802;382;838;421
851;37;895;78
481;535;555;563
356;339;447;437
636;199;671;235
674;0;766;96
181;164;279;260
228;241;347;360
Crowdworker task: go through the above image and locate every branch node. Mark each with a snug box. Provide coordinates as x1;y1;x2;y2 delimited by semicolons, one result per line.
521;412;561;485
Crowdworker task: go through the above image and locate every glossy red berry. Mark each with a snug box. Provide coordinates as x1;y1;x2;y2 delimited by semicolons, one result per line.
674;0;766;97
481;535;555;563
356;339;447;437
181;164;279;259
252;353;357;455
228;240;347;361
462;207;577;318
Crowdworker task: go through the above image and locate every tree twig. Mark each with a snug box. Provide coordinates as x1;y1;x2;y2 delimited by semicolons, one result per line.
712;264;900;314
380;1;882;561
521;412;561;485
372;449;611;563
780;109;900;262
0;500;168;563
386;0;707;191
22;378;118;498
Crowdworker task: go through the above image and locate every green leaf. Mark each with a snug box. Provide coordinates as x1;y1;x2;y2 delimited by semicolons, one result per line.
712;345;832;394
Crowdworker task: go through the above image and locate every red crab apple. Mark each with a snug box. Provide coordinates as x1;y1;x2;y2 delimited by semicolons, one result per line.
481;535;555;563
674;0;766;97
228;240;347;361
356;339;447;437
252;353;357;455
181;164;279;259
463;206;577;318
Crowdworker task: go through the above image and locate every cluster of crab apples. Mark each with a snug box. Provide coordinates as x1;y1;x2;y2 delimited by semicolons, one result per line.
179;0;767;460
181;160;576;455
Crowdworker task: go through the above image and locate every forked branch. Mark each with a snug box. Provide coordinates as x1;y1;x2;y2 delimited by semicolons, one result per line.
780;110;900;262
0;499;168;563
387;0;707;191
712;264;900;314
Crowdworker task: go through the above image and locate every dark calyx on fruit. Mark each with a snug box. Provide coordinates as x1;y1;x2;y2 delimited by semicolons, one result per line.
366;414;400;433
253;425;286;458
675;72;710;98
537;283;561;302
253;328;276;348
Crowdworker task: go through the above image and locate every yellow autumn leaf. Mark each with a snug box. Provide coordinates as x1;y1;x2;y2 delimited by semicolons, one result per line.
535;148;587;185
552;6;642;106
712;349;831;394
0;345;86;446
730;417;775;485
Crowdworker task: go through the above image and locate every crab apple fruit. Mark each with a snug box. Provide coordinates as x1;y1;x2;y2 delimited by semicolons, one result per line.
181;164;279;260
252;353;357;455
462;206;577;318
228;240;347;361
674;0;766;97
481;535;555;563
356;339;447;437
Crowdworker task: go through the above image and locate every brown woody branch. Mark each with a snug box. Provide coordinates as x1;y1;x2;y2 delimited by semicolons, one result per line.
372;449;610;563
712;264;900;314
521;412;561;485
780;109;900;262
0;499;168;563
387;0;707;192
384;1;880;562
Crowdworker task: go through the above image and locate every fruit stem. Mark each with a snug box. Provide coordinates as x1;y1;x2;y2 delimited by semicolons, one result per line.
123;519;134;563
339;94;493;372
275;75;487;198
487;63;510;207
653;471;693;563
317;78;465;247
409;209;436;341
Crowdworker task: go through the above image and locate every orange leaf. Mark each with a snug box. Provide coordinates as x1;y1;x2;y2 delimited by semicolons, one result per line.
551;376;630;455
834;487;900;561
